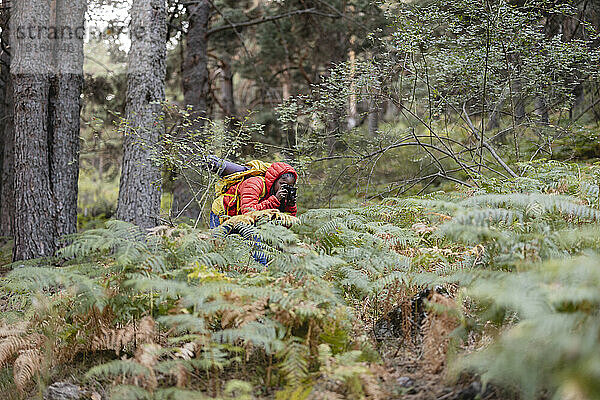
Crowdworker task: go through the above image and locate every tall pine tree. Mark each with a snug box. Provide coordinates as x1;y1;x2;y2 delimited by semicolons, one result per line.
11;0;56;260
11;0;86;260
116;0;166;230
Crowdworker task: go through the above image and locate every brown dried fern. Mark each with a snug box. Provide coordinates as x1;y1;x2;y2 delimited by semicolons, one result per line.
133;343;160;390
422;294;459;374
136;316;156;345
91;316;156;355
221;298;268;328
0;333;44;367
172;342;197;360
91;324;134;354
170;362;189;388
13;348;43;393
0;321;29;338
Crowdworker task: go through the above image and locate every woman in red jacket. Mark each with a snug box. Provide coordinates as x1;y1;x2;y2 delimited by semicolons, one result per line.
210;162;298;266
230;162;298;217
210;162;298;229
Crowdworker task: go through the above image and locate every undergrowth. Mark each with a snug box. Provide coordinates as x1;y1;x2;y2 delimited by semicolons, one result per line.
1;160;600;399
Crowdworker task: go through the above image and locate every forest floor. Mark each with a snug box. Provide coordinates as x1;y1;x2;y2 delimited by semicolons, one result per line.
355;285;509;399
374;341;506;400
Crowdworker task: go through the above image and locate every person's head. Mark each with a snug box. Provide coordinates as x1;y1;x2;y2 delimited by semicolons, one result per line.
271;172;296;195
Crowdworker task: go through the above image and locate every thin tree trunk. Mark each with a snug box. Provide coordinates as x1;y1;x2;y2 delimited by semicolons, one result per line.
383;98;399;122
0;4;14;237
569;84;585;120
172;0;210;221
221;54;237;133
512;78;525;125
48;0;86;237
11;0;57;260
347;49;358;129
535;95;549;125
0;5;5;225
487;86;508;132
367;60;381;136
0;80;3;232
282;76;292;102
319;64;346;155
116;0;166;230
182;1;210;123
367;98;379;136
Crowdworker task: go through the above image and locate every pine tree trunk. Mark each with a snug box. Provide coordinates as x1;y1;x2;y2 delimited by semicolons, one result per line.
172;0;210;221
48;0;86;237
367;98;380;136
182;1;210;123
0;73;14;238
221;54;237;132
11;0;57;260
116;0;166;230
512;78;525;125
535;95;549;125
487;86;508;132
0;4;14;237
0;74;4;235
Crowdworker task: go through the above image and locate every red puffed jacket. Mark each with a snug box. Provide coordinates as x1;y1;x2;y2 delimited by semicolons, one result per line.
222;162;298;216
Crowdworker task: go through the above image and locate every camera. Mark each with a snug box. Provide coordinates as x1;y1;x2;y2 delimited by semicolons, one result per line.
281;184;297;205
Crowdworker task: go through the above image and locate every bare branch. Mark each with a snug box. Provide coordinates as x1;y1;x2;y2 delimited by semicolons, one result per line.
206;8;338;37
463;103;519;178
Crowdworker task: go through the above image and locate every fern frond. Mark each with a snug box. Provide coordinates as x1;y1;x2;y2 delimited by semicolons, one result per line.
109;384;152;400
58;220;154;265
279;339;309;387
0;333;44;367
85;359;154;380
91;316;155;354
0;322;28;338
156;315;206;335
212;320;284;354
13;348;43;393
461;193;600;221
154;387;205;400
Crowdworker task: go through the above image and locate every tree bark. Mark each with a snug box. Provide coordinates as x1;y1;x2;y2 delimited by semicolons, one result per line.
172;0;210;221
221;53;237;133
487;86;508;132
512;78;525;125
0;73;14;238
322;67;345;155
182;1;210;123
535;95;549;125
347;49;358;129
367;98;380;136
11;0;57;260
116;0;166;230
48;0;86;237
0;4;14;237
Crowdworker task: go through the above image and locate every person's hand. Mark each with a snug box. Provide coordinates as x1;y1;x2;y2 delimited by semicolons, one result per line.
275;186;288;203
